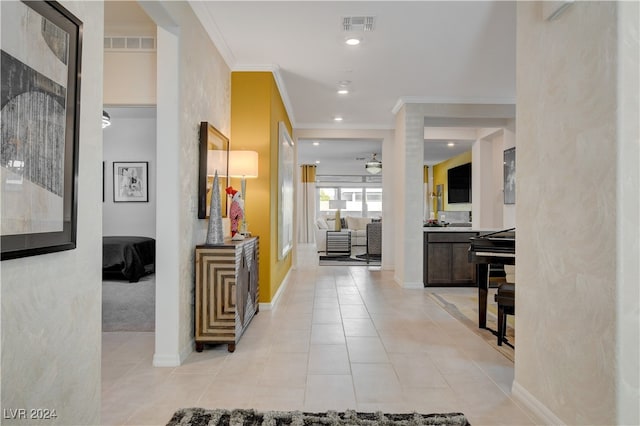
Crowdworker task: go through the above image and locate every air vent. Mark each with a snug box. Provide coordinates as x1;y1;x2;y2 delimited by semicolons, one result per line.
104;36;156;51
343;16;375;32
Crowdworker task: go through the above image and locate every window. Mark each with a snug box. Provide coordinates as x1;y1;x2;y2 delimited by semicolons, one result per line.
317;186;382;219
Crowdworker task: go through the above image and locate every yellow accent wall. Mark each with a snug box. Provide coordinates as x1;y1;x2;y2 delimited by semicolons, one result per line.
231;72;293;303
432;150;472;213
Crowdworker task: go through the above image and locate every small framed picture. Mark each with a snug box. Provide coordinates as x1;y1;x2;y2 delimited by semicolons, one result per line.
113;161;148;202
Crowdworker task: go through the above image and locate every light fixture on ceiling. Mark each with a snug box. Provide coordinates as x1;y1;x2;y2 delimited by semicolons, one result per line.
337;80;351;95
334;116;343;122
312;141;320;146
345;37;361;46
315;160;320;164
365;153;382;175
447;142;455;147
102;110;111;129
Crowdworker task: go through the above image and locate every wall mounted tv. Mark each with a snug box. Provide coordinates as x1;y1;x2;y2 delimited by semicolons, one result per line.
447;163;472;204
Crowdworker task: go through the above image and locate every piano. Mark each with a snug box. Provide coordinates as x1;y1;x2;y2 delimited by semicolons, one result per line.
468;228;515;329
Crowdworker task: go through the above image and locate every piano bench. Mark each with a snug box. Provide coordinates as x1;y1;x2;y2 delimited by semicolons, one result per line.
495;283;515;346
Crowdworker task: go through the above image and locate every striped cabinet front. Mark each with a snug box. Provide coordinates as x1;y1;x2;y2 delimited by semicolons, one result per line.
194;237;259;352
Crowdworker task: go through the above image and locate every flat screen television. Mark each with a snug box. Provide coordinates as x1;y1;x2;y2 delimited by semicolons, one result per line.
447;163;472;204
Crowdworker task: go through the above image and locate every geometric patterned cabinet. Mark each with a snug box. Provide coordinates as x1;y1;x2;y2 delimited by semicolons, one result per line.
194;237;259;353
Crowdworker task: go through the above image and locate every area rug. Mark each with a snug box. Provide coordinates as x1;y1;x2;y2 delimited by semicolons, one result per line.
429;289;514;362
166;408;470;426
319;254;381;266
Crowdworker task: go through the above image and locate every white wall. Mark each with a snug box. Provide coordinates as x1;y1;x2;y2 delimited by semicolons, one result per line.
514;2;622;424
103;51;156;105
616;3;640;424
102;107;157;238
140;1;231;366
0;1;104;424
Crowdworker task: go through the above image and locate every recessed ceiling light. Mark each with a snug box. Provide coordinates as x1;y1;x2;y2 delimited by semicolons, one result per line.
345;37;361;46
315;160;320;164
312;142;320;146
447;142;455;147
337;88;349;95
334;116;343;122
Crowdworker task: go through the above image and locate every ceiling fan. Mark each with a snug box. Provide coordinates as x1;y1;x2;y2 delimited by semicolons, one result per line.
365;153;382;175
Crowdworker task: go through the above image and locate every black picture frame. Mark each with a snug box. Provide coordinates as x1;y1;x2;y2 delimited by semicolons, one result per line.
113;161;149;203
1;1;83;261
198;122;229;219
504;147;516;204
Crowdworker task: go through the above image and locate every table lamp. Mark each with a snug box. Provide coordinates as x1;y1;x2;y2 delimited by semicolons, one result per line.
229;150;259;235
329;199;347;231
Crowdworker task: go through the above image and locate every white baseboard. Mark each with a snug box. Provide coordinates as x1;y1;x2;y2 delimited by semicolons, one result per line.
259;268;291;311
393;275;424;289
152;339;195;367
512;380;565;425
402;281;424;289
152;353;181;367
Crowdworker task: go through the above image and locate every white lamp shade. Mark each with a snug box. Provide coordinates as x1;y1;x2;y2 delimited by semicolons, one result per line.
329;200;347;209
207;150;228;176
229;150;259;178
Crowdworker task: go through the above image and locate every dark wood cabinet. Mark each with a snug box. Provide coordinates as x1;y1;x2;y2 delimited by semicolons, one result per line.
424;231;477;287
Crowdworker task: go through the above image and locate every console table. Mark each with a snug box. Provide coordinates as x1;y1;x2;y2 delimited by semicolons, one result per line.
326;230;351;256
194;237;259;352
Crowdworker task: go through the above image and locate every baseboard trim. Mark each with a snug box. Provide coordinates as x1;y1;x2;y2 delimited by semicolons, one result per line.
393;275;424;289
152;353;181;367
259;268;291;311
512;380;565;425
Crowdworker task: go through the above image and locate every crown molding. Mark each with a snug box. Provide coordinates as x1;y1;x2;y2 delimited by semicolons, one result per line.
188;1;236;68
392;96;517;115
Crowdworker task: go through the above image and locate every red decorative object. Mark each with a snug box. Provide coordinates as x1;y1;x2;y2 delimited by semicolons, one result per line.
226;186;244;236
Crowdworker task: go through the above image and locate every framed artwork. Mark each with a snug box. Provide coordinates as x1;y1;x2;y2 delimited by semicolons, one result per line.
113;162;148;202
278;121;294;260
1;1;83;260
504;147;516;204
198;122;229;219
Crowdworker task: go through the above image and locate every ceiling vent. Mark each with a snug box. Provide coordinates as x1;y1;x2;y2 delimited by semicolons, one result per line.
343;16;375;32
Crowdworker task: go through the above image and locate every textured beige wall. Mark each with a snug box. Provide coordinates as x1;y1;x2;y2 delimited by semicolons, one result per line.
103;51;156;105
515;2;617;424
168;3;231;355
0;1;104;424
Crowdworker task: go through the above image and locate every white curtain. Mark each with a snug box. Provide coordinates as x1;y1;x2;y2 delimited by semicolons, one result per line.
298;165;317;243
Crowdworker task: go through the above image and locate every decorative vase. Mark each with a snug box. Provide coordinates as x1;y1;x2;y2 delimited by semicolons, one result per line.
205;172;225;245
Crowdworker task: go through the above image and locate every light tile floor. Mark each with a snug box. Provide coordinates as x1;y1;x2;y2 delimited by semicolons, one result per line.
102;245;539;425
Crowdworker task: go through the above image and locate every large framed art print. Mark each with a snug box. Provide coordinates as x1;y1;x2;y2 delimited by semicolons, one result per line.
1;1;83;260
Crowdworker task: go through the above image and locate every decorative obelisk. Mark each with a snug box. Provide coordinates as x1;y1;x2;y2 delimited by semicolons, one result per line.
205;171;224;245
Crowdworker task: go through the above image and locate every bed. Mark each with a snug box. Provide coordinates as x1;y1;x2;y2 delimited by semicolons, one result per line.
102;236;155;282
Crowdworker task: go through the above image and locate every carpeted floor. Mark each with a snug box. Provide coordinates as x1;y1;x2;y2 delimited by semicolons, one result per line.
429;288;514;361
167;408;470;426
102;274;155;331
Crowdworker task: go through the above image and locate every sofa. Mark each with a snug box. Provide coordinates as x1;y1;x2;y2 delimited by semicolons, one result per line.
314;216;374;252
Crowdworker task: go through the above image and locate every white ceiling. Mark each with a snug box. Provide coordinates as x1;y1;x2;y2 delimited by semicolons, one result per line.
105;1;516;175
192;1;516;129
